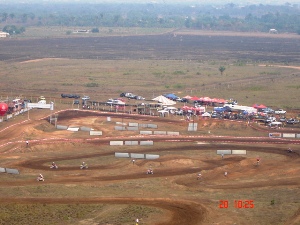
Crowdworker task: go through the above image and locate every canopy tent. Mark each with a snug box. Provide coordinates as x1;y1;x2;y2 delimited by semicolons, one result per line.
211;98;226;104
202;97;212;102
201;112;211;117
252;104;267;109
164;93;178;100
152;95;176;105
157;110;169;116
182;95;192;99
190;96;200;101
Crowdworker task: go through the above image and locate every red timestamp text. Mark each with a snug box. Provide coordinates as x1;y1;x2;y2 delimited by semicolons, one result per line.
219;200;254;209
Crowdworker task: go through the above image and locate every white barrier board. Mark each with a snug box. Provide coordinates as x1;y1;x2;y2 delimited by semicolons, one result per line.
115;152;130;158
27;103;53;109
67;127;79;131
140;131;152;135
90;131;103;135
282;133;296;138
167;131;180;136
110;141;124;146
232;150;247;155
140;141;154;146
130;153;145;159
145;154;160;159
129;122;139;127
217;150;232;155
125;141;139;145
5;168;20;174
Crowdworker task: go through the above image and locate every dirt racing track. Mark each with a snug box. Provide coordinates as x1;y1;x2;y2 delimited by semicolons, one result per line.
0;110;300;225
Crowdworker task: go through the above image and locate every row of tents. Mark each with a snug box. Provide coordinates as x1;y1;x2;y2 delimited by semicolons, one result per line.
154;94;228;105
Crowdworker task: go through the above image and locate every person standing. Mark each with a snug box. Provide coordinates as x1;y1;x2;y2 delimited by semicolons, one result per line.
197;173;202;180
135;218;139;225
224;171;228;177
256;157;260;166
26;140;29;147
221;153;224;159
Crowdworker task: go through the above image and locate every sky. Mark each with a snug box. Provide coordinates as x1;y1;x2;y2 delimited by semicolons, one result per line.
2;0;300;4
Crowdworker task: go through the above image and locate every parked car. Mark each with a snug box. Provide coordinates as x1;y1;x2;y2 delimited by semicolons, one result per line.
134;95;145;100
61;94;80;99
82;96;90;101
120;92;136;99
73;100;80;104
262;108;274;114
180;98;189;103
286;118;299;124
279;117;287;122
176;109;184;115
211;112;219;118
265;117;277;123
274;109;286;114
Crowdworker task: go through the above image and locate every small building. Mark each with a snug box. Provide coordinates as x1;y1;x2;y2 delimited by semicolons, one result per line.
269;29;278;34
0;32;10;38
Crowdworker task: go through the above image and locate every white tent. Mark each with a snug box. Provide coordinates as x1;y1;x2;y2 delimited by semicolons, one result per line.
201;112;211;117
152;95;176;105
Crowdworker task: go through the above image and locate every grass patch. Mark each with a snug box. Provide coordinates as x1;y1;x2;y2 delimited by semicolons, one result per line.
0;204;104;225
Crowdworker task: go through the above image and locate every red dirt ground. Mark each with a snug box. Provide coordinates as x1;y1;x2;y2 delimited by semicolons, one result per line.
0;109;300;225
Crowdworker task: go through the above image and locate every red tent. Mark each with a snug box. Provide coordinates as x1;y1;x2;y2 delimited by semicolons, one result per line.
190;96;200;101
252;104;267;109
202;97;212;102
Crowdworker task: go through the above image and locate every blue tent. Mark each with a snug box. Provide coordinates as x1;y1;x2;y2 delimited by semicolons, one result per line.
164;93;178;100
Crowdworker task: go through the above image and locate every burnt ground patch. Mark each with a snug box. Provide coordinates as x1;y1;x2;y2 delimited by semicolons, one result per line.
0;33;299;63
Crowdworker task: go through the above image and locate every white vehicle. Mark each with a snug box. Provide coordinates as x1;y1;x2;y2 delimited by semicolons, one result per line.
106;99;125;105
82;96;90;101
274;109;286;114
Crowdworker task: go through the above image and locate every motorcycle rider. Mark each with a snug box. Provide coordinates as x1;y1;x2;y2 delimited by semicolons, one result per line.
80;162;88;169
50;162;58;169
37;174;44;181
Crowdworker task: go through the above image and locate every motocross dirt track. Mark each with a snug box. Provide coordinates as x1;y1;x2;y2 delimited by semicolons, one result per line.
1;109;300;225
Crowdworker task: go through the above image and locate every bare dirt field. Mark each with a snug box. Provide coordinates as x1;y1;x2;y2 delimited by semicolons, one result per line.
0;108;299;225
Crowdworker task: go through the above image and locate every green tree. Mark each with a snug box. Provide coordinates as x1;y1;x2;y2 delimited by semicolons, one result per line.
219;66;226;75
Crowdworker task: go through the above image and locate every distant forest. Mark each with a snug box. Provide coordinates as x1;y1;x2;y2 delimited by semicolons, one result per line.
1;3;300;34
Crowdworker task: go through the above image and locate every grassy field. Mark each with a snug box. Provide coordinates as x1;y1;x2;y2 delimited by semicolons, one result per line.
1;58;300;109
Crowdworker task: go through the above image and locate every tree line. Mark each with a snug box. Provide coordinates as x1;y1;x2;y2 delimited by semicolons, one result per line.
1;3;300;34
